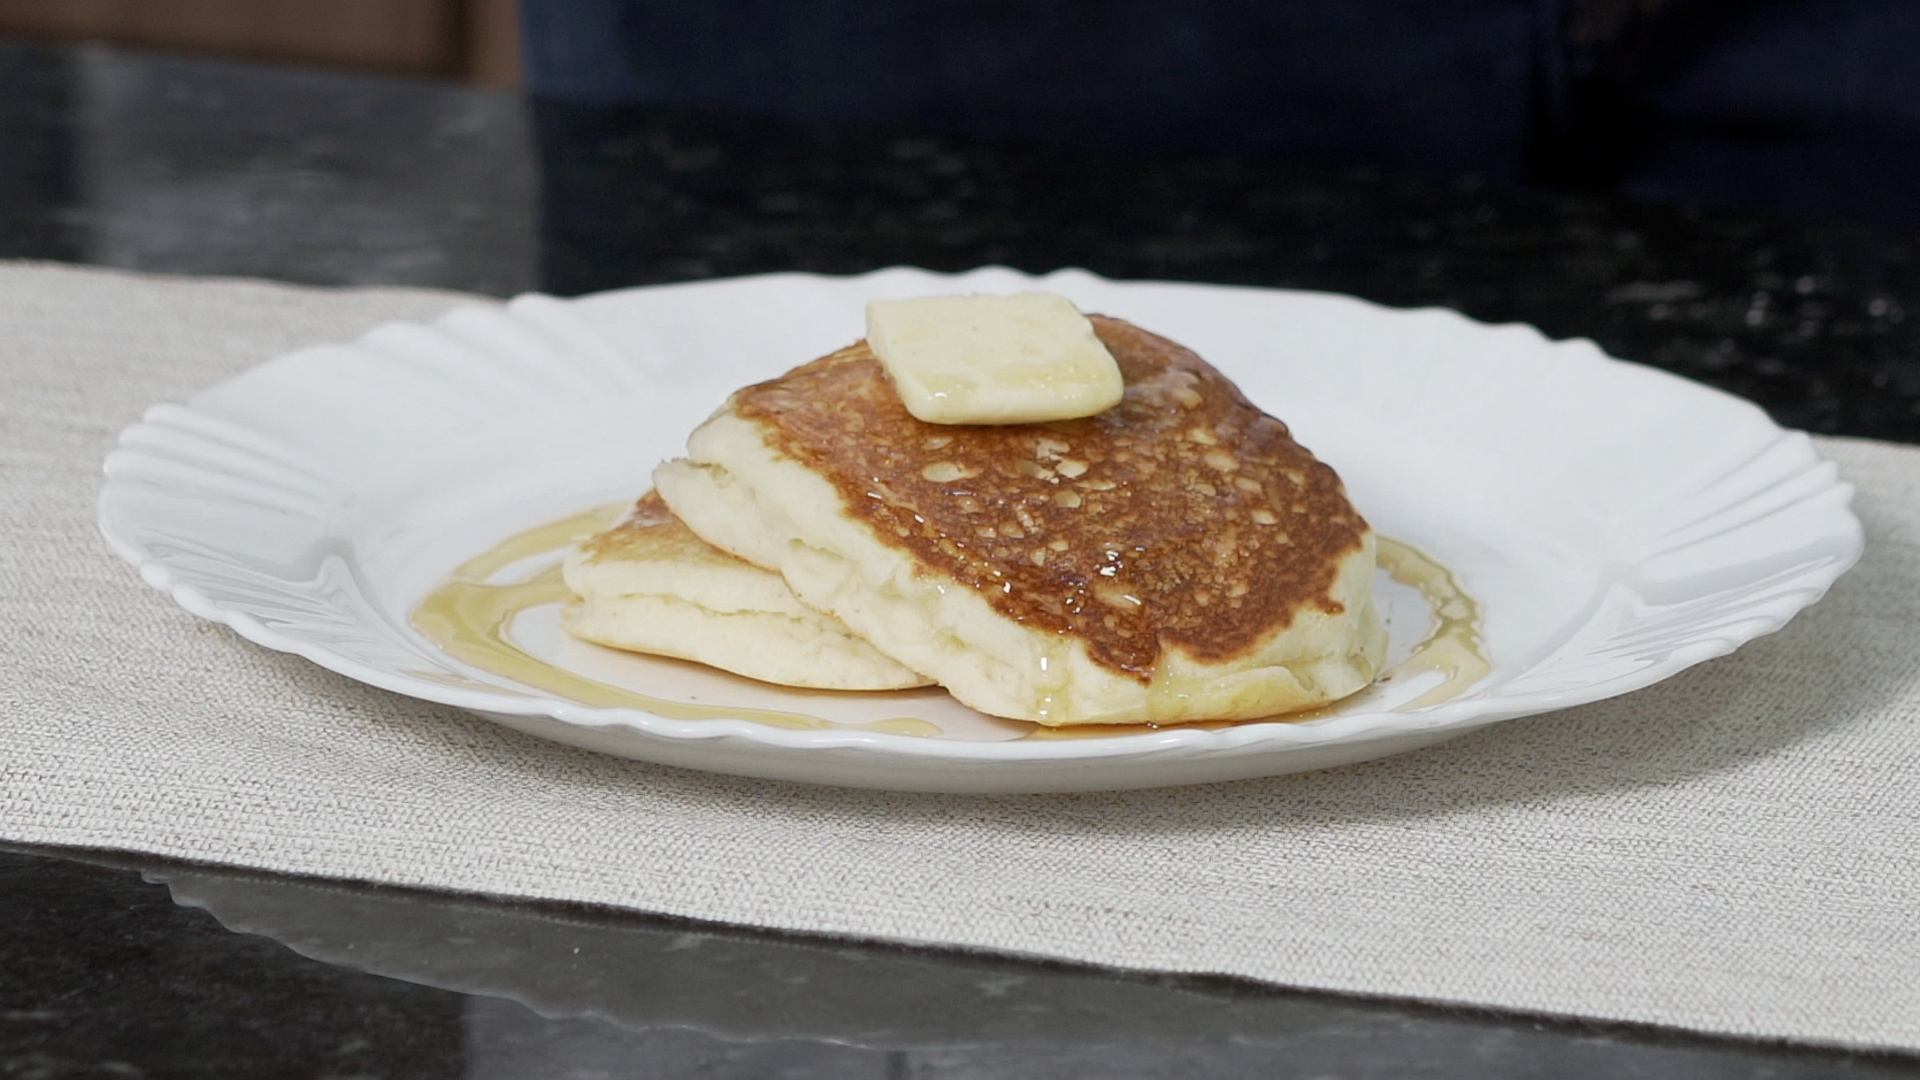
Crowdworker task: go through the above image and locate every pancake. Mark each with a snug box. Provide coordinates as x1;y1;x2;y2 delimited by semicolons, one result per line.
562;492;931;690
654;315;1386;725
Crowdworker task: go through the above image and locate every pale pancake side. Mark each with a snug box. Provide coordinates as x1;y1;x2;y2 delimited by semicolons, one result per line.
562;493;930;691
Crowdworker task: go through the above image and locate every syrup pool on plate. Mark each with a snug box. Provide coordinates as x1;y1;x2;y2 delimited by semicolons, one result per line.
410;509;1489;741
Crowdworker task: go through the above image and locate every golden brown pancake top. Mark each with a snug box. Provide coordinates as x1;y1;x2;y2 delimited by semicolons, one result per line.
730;315;1369;680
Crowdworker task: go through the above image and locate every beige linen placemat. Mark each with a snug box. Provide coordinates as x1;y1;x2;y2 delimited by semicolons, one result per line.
3;261;1916;1051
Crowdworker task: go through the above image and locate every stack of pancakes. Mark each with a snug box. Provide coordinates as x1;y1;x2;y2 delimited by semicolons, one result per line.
563;314;1385;726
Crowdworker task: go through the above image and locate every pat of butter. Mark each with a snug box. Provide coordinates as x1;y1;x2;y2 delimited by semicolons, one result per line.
865;293;1125;424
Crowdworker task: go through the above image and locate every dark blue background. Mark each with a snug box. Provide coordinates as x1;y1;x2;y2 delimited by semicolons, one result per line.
520;0;1920;228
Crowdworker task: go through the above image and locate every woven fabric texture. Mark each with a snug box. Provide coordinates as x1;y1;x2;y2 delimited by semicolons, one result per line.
2;262;1916;1050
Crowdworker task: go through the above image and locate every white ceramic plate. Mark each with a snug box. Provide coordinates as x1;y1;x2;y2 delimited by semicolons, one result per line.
99;267;1863;793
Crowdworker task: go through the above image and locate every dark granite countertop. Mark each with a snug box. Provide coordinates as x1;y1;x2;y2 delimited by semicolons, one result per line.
2;38;1916;1080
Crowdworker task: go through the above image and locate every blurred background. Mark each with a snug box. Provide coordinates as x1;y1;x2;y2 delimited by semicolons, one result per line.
0;0;1914;436
5;0;1915;224
0;0;521;83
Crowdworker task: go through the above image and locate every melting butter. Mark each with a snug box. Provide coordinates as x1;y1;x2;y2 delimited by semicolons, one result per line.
409;505;940;737
866;293;1124;424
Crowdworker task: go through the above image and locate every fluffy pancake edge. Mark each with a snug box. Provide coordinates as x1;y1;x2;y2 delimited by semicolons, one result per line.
562;503;932;691
654;411;1386;725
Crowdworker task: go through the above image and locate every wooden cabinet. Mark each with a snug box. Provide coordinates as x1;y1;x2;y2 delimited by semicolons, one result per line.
0;0;519;84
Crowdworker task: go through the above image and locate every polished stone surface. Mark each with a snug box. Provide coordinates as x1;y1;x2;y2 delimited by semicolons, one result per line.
3;41;1915;443
0;41;537;296
3;36;1918;1079
7;847;1919;1079
533;100;1918;441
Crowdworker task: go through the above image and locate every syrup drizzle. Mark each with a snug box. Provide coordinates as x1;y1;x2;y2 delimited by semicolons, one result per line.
411;511;1487;739
409;505;940;736
1019;536;1489;738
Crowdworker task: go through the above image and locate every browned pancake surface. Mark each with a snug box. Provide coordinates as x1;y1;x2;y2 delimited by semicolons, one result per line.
730;316;1368;680
579;491;677;559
